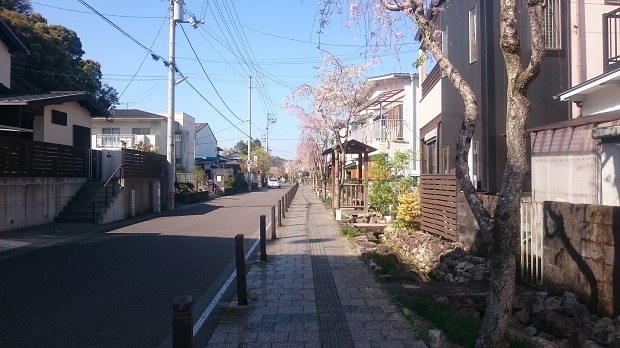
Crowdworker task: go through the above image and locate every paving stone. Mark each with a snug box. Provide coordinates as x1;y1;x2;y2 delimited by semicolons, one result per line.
205;187;425;348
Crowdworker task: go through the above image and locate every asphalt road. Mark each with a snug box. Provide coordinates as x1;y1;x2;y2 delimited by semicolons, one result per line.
0;186;289;348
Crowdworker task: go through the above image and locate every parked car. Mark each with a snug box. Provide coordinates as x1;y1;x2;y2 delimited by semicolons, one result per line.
267;177;281;189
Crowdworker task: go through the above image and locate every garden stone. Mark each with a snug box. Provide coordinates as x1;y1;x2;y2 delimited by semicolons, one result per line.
533;311;576;338
545;296;563;311
563;291;578;306
426;329;462;348
524;325;538;336
515;308;531;324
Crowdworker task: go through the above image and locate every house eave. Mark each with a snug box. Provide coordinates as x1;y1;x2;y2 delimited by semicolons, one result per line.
555;67;620;102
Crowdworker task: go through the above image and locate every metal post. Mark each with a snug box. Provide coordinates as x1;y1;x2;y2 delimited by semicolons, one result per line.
271;205;276;239
285;192;289;212
281;197;286;219
234;234;248;305
277;200;282;227
172;295;193;348
259;215;267;261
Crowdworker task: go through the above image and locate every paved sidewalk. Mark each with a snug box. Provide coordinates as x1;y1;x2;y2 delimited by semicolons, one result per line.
206;186;426;348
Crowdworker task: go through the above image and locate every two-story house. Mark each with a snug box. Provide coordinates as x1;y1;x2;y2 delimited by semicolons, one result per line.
530;3;620;206
414;0;576;241
350;73;420;177
91;109;195;175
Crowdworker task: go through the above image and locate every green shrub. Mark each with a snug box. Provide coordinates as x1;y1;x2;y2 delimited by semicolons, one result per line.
321;196;332;207
405;297;481;348
368;179;397;215
340;225;361;238
371;251;399;273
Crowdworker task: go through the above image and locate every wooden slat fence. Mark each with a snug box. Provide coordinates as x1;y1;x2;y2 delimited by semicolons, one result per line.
340;183;365;210
420;174;458;241
0;136;89;177
121;149;167;178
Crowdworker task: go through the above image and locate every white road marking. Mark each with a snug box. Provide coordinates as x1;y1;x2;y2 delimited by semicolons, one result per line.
191;222;269;336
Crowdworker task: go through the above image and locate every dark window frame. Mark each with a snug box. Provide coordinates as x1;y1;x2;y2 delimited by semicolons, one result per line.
51;109;68;126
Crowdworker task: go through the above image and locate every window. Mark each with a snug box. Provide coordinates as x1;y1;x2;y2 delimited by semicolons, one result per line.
469;6;478;63
51;110;67;126
102;128;120;134
544;0;561;50
442;146;450;174
472;141;479;178
426;140;438;174
132;128;150;135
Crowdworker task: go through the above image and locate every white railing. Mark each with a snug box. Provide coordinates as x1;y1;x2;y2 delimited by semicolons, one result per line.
350;119;409;143
520;195;543;285
94;134;158;149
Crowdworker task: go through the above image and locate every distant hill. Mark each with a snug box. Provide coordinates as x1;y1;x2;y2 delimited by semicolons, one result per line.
271;156;287;167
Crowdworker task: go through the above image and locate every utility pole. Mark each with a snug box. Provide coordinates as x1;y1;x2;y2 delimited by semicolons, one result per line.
167;0;203;210
166;0;179;211
266;113;276;153
247;76;252;192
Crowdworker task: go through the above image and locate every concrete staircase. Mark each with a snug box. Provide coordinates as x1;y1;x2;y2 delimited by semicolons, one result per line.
55;181;121;223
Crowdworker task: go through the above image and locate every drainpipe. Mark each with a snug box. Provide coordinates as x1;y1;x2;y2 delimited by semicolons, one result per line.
573;0;585;118
410;73;418;176
437;121;442;174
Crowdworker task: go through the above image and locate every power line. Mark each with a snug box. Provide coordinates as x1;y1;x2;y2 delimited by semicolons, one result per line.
32;1;166;18
77;0;169;65
179;24;244;123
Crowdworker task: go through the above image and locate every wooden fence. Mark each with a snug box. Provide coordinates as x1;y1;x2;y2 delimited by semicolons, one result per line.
420;174;458;241
121;149;167;179
0;136;90;177
340;183;366;211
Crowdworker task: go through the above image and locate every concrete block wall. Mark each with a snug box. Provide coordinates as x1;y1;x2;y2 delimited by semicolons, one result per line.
456;193;497;256
542;201;620;317
123;178;160;216
0;177;86;233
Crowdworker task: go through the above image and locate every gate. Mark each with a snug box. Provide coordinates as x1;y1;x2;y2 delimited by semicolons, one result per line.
519;196;543;285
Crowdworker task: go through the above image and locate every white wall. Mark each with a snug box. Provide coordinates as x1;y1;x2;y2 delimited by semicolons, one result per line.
32;102;92;146
91;118;165;154
582;88;620;115
601;143;620;206
419;82;442;129
570;0;618;84
531;127;600;205
196;124;218;158
173;112;196;171
0;41;10;89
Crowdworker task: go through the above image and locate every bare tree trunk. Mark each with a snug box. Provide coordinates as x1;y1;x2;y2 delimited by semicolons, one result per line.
475;0;545;346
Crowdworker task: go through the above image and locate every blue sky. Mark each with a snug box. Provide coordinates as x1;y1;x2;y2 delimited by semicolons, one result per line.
30;0;419;160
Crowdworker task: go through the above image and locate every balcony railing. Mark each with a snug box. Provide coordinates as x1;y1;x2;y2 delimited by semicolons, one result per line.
349;119;408;144
94;134;158;149
604;7;620;71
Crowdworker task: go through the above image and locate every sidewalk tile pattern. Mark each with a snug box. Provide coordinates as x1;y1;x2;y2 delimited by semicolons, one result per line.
206;186;426;348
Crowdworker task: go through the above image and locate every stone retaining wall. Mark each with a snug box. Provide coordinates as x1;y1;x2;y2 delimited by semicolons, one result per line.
542;201;620;318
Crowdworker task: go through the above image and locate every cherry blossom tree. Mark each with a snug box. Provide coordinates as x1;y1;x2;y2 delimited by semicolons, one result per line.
286;52;370;209
320;0;547;346
296;119;330;195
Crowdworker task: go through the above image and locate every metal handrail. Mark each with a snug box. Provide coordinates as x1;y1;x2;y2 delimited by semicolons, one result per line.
103;164;123;206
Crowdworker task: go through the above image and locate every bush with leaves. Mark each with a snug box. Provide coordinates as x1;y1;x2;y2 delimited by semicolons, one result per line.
368;179;397;215
193;166;208;192
395;188;421;229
